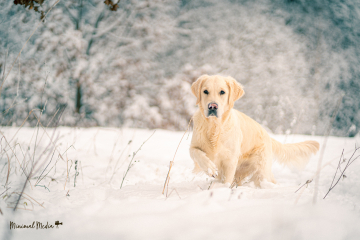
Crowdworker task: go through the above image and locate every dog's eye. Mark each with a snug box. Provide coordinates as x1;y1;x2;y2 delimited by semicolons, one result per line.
203;90;209;94
220;90;225;95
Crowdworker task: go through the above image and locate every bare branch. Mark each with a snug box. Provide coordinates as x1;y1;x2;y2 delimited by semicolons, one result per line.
313;94;343;204
323;146;360;199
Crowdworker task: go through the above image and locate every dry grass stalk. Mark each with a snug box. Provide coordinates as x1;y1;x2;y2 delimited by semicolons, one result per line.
5;152;10;186
208;181;214;190
313;95;343;204
33;109;69;186
109;139;132;183
15;191;45;209
1;107;65;184
295;146;356;203
9;108;64;211
64;155;69;190
0;187;11;198
295;179;313;193
120;130;156;189
35;149;56;185
6;191;45;211
31;109;67;164
162;117;193;196
0;130;31;186
165;188;181;200
0;1;63;215
294;183;307;205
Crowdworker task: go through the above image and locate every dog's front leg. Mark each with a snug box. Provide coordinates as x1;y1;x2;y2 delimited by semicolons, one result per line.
190;147;218;177
220;157;238;185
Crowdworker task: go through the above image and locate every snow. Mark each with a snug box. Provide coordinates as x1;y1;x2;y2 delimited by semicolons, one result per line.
1;127;360;239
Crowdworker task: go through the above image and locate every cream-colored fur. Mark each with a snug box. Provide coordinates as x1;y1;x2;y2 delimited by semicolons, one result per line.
189;75;320;187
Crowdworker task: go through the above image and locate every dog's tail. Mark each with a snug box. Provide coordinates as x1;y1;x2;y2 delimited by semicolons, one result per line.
271;138;320;168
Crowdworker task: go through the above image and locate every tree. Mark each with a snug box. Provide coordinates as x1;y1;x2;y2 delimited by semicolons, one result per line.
1;0;360;136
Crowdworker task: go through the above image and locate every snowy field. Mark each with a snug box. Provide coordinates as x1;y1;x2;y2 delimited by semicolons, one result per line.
1;127;360;239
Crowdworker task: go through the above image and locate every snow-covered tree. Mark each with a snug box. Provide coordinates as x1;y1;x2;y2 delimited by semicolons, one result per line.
1;0;359;136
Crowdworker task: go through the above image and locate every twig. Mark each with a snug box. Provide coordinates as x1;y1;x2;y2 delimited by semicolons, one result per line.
35;149;56;185
165;188;181;200
20;192;45;208
109;139;132;183
30;108;68;166
208;181;214;190
294;183;307;205
120;130;156;189
5;152;10;186
295;147;355;199
13;136;56;211
323;146;360;199
11;192;44;210
162;117;193;195
327;150;345;191
294;179;313;193
294;179;313;205
35;184;50;192
0;187;11;197
313;94;343;204
0;131;30;184
6;109;35;144
13;174;31;211
36;145;73;186
13;108;63;211
64;155;70;190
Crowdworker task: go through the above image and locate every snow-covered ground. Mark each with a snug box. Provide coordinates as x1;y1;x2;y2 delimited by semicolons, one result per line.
1;127;359;239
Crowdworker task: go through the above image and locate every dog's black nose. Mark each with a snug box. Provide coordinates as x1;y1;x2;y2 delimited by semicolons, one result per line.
208;103;218;110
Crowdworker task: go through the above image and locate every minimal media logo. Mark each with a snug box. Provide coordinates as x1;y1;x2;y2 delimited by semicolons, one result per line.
55;221;63;228
9;221;63;229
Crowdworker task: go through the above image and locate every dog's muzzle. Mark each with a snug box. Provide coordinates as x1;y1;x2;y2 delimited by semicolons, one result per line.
207;102;218;117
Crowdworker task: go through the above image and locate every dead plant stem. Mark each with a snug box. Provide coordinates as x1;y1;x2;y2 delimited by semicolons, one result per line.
162;117;193;195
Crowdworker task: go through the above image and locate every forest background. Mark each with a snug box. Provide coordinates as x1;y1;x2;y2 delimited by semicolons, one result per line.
1;0;359;137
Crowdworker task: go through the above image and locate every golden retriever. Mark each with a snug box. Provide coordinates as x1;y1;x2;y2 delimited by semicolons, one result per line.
190;75;320;187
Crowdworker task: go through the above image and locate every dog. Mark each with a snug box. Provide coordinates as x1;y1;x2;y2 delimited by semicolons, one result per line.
189;75;320;187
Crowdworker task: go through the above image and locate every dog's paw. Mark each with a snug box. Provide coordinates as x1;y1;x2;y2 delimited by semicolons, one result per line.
200;160;218;178
207;167;218;178
191;150;218;178
196;159;218;178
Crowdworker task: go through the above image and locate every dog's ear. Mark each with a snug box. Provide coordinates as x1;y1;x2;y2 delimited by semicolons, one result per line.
226;77;244;108
191;75;209;105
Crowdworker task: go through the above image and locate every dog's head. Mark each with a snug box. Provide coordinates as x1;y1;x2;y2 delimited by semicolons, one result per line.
191;75;244;119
